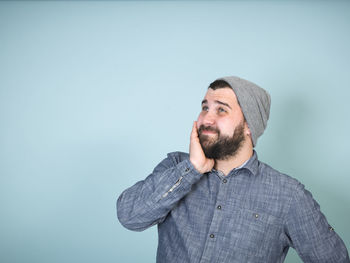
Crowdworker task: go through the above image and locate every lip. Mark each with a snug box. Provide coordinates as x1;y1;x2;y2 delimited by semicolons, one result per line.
201;130;217;135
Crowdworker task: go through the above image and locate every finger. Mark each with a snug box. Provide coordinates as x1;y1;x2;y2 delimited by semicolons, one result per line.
191;121;199;138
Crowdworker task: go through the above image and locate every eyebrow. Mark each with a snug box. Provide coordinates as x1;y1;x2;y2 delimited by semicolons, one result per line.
201;99;232;109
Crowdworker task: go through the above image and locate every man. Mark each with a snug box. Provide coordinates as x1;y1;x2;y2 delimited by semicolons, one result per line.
117;76;349;262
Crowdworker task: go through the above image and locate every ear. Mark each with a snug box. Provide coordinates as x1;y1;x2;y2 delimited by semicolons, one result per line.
244;122;251;136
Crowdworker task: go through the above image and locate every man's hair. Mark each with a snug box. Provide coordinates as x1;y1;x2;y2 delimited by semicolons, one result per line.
209;80;232;90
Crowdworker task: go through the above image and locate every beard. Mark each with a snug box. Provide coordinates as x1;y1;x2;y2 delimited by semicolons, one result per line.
198;122;246;160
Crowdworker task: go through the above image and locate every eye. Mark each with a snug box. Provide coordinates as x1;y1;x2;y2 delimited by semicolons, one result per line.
202;105;209;111
218;107;226;113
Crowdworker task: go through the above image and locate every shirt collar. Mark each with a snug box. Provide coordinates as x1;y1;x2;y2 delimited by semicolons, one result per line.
212;150;259;177
239;150;259;176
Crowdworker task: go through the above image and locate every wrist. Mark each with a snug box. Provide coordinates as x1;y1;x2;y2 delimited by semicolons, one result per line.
189;158;203;174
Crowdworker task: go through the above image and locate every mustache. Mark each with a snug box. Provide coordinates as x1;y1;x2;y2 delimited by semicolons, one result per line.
198;125;219;134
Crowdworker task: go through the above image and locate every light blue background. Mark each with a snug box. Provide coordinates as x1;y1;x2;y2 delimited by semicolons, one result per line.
1;1;349;262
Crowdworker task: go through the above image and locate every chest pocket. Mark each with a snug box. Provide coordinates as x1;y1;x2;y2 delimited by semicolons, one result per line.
226;208;282;258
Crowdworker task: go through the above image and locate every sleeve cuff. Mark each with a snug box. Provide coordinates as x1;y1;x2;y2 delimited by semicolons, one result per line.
175;158;203;184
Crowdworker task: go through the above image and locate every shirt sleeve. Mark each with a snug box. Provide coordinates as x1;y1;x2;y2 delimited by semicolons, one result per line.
285;182;350;263
116;154;203;231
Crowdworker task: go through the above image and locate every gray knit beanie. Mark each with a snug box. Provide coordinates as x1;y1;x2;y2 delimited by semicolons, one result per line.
217;76;271;147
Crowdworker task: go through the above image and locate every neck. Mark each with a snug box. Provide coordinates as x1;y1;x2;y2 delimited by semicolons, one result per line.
214;143;253;176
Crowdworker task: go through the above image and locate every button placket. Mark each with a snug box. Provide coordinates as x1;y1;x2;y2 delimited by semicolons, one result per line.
200;172;228;260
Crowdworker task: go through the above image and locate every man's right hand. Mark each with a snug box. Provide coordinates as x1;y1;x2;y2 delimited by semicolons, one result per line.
189;121;215;174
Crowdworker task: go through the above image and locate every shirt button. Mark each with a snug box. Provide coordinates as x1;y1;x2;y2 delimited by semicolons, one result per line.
223;179;227;183
217;205;222;210
210;234;215;238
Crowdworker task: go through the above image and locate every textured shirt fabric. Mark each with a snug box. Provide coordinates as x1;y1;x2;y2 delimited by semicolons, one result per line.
117;151;349;263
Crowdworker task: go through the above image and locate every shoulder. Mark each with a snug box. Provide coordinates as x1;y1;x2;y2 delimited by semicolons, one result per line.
257;161;303;195
254;160;313;218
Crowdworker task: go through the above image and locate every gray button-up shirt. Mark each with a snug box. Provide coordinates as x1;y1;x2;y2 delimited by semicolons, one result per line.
117;151;349;262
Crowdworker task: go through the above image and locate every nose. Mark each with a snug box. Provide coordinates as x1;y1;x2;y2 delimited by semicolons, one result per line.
202;111;216;126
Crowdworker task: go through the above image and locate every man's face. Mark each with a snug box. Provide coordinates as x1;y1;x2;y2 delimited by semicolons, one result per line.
196;88;249;160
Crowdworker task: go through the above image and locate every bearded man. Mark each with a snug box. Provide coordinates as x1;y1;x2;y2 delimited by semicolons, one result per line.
117;76;349;263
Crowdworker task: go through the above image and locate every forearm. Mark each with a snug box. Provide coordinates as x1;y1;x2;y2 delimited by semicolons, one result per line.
117;157;202;231
287;183;350;262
